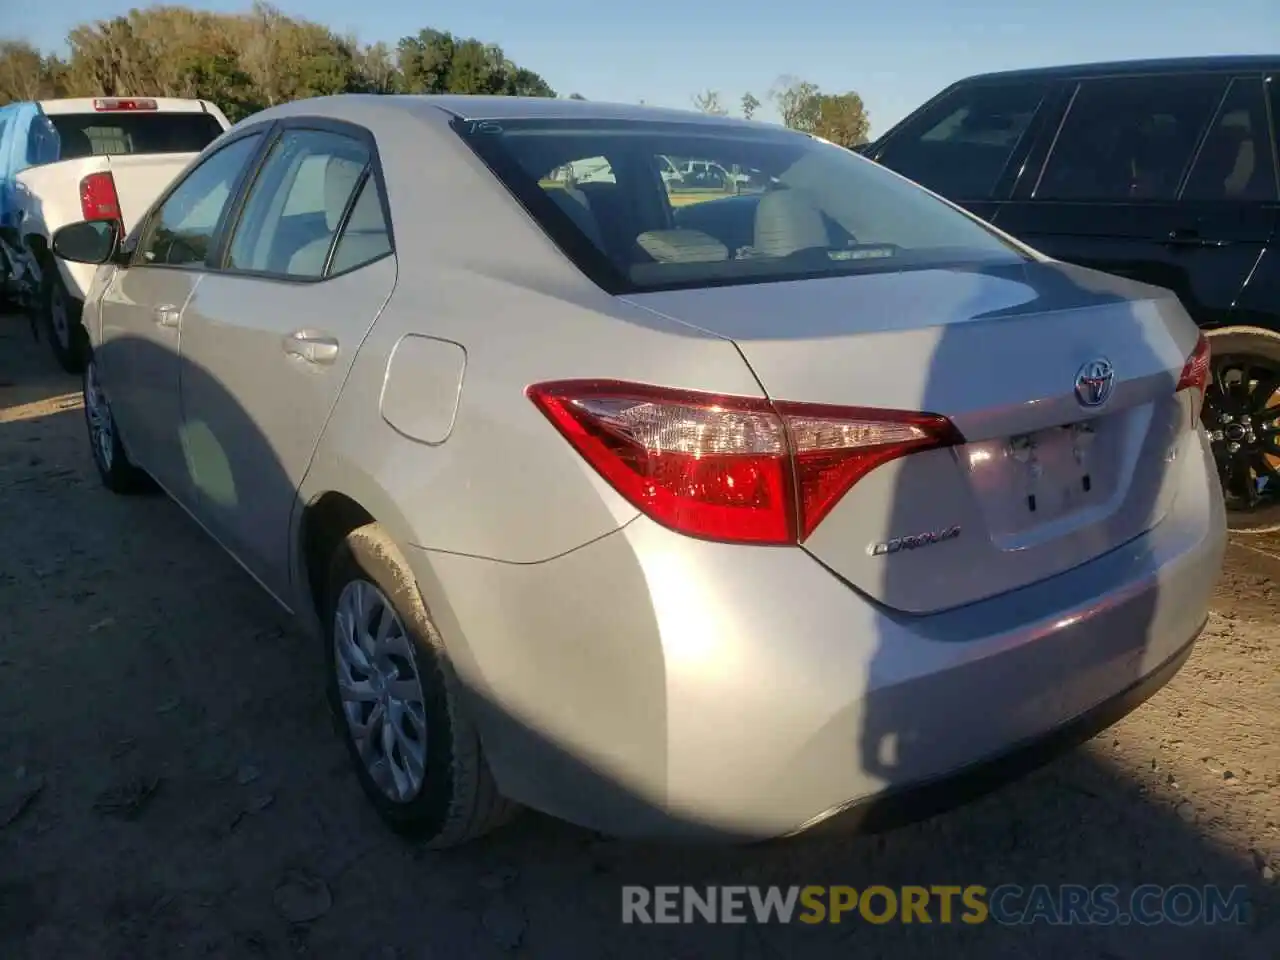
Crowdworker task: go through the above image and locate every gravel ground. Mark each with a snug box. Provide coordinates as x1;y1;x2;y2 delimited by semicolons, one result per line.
1;314;1277;959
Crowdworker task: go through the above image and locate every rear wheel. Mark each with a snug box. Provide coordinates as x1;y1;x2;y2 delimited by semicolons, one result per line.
42;259;87;374
325;524;519;847
1202;326;1280;533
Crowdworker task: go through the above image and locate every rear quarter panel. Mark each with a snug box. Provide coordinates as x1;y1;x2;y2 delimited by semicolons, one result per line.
294;101;767;569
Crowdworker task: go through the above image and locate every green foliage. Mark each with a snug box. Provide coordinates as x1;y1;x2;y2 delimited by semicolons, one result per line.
769;76;870;147
812;91;871;148
740;91;761;121
0;3;558;112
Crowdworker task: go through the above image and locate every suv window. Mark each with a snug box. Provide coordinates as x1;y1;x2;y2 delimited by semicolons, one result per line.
1036;74;1227;201
875;81;1048;200
456;117;1023;293
138;134;263;268
1182;78;1279;201
226;128;388;279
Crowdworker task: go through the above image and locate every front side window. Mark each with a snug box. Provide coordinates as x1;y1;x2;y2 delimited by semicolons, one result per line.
138;133;263;268
456;117;1023;293
225;128;378;279
1182;78;1278;202
1036;74;1228;201
874;81;1048;200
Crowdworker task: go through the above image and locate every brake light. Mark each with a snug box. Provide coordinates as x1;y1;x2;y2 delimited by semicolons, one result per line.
93;98;158;111
527;380;963;545
1175;332;1211;423
79;172;120;222
1176;333;1210;393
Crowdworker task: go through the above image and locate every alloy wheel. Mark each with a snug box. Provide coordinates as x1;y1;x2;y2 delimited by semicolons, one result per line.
84;359;114;471
333;579;429;803
1203;352;1280;514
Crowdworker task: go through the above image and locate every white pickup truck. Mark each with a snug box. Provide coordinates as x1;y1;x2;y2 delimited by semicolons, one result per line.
0;96;231;371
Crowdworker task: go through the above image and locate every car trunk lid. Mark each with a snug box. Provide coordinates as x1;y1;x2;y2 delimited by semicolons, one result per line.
623;259;1201;614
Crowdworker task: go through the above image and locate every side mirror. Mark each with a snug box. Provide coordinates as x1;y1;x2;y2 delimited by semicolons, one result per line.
51;220;120;265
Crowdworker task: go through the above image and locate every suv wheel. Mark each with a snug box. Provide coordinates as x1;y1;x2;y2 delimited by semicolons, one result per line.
1202;325;1280;532
325;524;519;847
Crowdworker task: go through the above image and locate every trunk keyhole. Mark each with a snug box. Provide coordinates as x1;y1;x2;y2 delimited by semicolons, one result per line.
1027;494;1037;512
1082;474;1092;493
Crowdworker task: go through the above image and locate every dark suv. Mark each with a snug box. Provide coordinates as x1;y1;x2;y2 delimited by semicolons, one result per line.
862;57;1280;531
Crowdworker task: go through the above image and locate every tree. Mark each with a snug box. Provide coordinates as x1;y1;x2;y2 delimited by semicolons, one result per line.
770;75;821;132
1;5;559;110
691;89;727;116
0;41;63;102
740;91;760;121
355;41;399;94
568;92;586;100
812;91;870;148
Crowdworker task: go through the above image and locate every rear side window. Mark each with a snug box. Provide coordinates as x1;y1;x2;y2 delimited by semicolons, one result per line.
226;128;391;279
49;111;224;159
874;81;1048;200
456;117;1023;294
1182;78;1279;201
1272;76;1280;189
1035;75;1227;201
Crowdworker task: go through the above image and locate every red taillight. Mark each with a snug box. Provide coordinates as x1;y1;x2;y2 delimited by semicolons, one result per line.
93;98;157;111
527;380;963;545
1176;332;1211;423
79;172;121;222
1176;332;1211;394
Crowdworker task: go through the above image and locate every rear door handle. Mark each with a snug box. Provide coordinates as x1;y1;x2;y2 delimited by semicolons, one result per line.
152;304;181;327
283;329;339;366
1164;228;1227;249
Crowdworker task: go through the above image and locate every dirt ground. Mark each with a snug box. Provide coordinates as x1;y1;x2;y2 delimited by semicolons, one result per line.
0;313;1277;959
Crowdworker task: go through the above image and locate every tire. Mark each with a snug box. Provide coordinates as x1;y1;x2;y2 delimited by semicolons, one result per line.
325;524;519;847
42;259;87;374
83;351;151;494
1202;325;1280;533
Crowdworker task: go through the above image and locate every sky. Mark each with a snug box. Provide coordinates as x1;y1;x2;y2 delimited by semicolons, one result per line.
8;0;1280;137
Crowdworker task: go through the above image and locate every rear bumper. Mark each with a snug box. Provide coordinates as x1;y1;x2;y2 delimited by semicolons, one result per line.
795;622;1201;838
404;430;1226;840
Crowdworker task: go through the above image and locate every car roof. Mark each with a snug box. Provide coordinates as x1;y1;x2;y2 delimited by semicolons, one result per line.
412;95;776;127
248;93;784;134
960;55;1280;84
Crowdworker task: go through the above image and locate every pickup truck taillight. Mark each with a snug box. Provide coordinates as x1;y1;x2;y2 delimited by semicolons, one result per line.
80;172;121;222
93;98;158;111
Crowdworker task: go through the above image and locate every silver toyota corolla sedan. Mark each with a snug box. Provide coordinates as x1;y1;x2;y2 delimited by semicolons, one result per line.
50;95;1226;847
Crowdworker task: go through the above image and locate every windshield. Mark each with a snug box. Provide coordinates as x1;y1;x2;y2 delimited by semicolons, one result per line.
50;112;224;160
454;117;1025;293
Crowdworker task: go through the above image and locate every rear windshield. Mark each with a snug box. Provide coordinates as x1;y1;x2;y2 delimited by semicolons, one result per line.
50;112;224;160
453;117;1025;293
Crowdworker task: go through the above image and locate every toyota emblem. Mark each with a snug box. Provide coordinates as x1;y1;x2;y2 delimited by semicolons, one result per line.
1074;358;1115;408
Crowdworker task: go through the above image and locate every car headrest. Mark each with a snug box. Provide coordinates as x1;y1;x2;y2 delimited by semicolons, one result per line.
754;189;829;258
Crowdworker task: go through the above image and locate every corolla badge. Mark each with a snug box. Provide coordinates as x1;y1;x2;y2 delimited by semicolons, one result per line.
1074;358;1115;408
867;525;961;557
